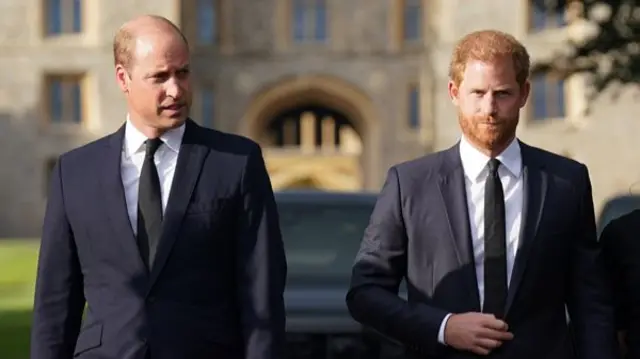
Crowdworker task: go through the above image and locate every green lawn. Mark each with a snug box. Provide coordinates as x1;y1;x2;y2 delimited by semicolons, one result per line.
0;240;39;359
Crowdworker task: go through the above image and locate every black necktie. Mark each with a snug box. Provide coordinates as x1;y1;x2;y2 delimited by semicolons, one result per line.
483;158;508;318
137;138;163;270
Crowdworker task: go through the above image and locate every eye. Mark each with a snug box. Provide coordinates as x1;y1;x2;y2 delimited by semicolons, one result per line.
176;68;190;78
151;72;169;83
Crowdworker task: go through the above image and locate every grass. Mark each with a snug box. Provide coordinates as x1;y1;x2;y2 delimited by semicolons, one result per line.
0;239;39;359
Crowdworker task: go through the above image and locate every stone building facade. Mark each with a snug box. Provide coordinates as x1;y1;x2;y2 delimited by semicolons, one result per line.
0;0;638;237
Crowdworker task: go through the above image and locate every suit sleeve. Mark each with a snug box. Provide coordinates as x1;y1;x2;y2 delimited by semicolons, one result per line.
599;219;629;333
30;156;85;359
236;143;287;359
346;166;449;356
565;165;619;359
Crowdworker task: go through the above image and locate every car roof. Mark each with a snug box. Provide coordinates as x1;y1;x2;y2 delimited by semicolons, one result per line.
597;194;640;233
601;194;640;209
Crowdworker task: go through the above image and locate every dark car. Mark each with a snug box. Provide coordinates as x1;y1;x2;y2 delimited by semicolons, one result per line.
597;194;640;236
275;190;406;359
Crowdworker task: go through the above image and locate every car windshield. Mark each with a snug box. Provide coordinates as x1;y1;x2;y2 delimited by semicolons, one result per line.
276;199;374;284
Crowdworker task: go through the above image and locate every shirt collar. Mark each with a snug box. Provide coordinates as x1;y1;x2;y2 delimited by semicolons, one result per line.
459;135;522;182
123;115;185;159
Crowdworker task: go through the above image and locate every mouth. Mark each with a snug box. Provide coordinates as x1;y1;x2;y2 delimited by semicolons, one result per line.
162;104;184;111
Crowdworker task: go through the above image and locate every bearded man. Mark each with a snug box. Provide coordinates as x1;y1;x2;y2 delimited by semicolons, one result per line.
345;29;618;359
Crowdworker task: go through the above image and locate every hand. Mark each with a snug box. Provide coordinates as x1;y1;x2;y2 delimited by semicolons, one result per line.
444;312;514;355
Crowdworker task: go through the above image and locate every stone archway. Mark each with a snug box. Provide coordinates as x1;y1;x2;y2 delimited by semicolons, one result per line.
241;75;380;191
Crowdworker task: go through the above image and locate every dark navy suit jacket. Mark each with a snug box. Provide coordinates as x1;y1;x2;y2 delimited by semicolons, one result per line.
600;209;640;358
346;141;619;359
30;119;287;359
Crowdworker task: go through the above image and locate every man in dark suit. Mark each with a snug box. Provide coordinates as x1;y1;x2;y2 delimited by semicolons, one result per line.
30;15;287;359
346;29;618;359
600;209;640;358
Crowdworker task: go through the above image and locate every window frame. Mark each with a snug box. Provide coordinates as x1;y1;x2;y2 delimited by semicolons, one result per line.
528;71;567;122
43;73;86;126
291;0;328;44
43;0;83;36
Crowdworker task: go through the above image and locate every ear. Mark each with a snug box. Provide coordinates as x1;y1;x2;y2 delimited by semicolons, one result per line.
448;80;459;106
519;80;531;108
115;64;130;93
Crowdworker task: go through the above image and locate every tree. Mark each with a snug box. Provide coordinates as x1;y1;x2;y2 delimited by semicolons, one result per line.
532;0;640;102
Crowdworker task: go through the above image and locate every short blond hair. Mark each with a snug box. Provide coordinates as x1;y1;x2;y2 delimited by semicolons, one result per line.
449;29;530;86
113;15;188;72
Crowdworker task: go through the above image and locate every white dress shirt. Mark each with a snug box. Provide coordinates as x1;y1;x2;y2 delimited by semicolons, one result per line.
437;135;524;344
120;118;185;234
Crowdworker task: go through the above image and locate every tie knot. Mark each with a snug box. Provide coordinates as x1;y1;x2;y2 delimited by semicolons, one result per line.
487;158;501;176
145;138;163;158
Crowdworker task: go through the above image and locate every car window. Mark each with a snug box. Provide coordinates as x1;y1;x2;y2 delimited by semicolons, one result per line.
276;200;374;283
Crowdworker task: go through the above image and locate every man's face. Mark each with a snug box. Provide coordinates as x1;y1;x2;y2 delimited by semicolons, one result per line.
116;33;192;130
448;57;529;153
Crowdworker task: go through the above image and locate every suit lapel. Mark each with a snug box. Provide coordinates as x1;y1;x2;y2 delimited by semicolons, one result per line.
148;120;210;290
505;143;547;315
438;144;481;311
100;124;149;276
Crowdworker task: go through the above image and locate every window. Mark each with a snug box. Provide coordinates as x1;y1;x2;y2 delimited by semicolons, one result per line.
408;84;420;129
529;0;567;32
45;74;84;124
292;0;327;43
403;0;422;41
45;0;82;35
196;0;219;45
197;87;215;128
530;72;566;121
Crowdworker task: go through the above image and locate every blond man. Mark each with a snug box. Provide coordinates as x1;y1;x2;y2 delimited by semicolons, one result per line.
30;15;286;359
347;30;618;359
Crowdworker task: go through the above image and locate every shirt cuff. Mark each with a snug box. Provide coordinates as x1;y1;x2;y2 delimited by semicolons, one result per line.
437;313;453;345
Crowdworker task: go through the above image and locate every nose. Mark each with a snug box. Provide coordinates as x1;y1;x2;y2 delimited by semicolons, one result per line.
481;93;498;116
164;76;183;99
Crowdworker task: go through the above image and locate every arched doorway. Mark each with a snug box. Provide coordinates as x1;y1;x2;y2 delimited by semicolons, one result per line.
242;75;380;191
264;106;361;153
260;105;363;190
